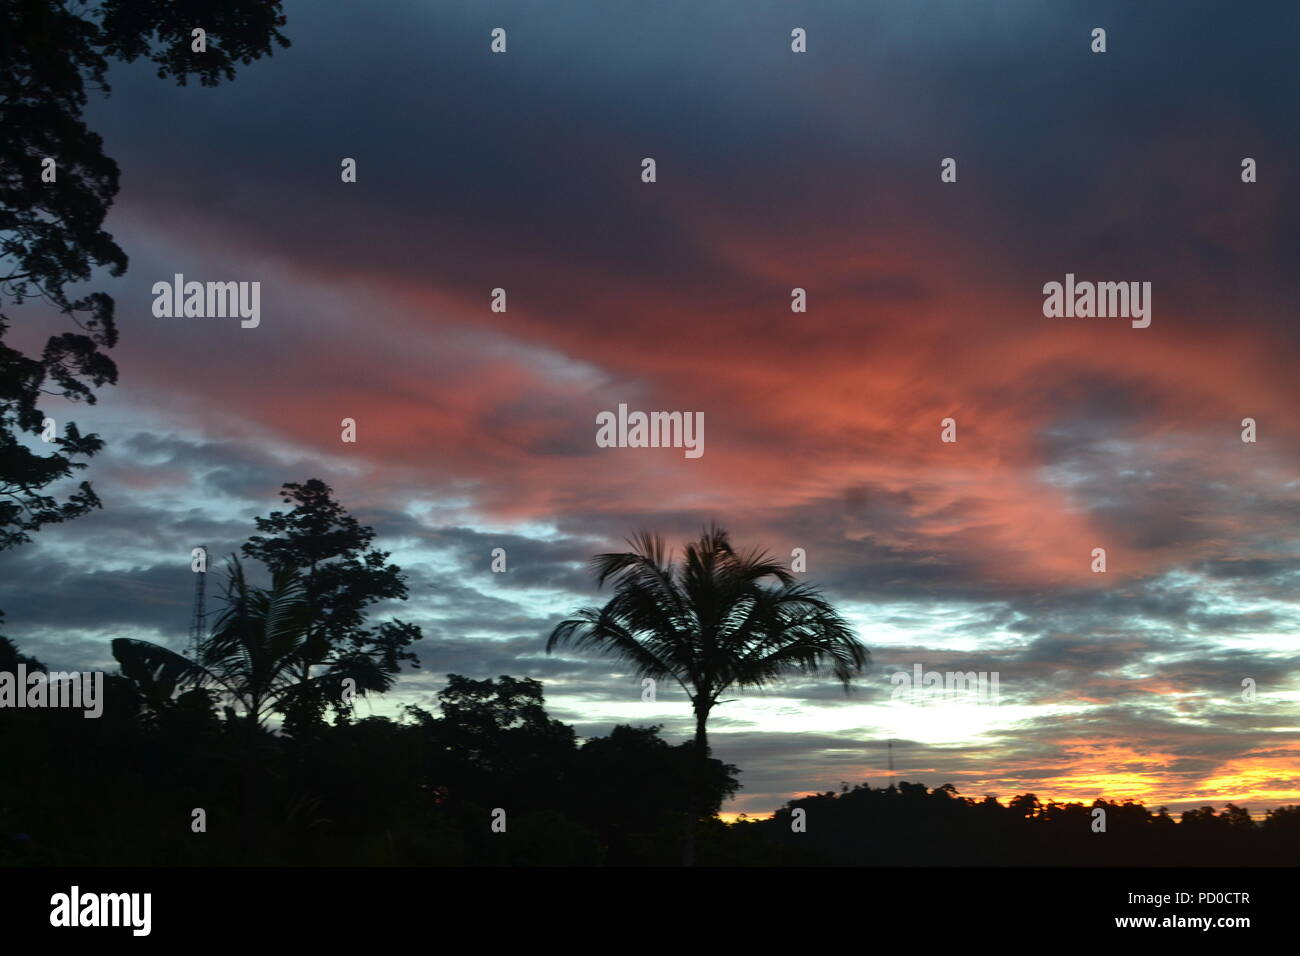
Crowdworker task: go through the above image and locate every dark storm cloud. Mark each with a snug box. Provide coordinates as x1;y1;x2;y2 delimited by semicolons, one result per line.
1196;557;1300;581
0;557;192;644
405;576;558;636
63;0;1298;629
116;432;332;503
3;0;1294;816
413;635;572;682
82;0;1300;340
0;429;335;581
1003;580;1288;638
1148;651;1300;698
419;526;594;592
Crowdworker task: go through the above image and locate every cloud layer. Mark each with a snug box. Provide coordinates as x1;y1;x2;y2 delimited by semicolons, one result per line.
2;0;1298;816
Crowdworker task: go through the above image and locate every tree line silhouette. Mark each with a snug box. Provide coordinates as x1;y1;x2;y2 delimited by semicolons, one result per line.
754;781;1300;866
2;479;1296;866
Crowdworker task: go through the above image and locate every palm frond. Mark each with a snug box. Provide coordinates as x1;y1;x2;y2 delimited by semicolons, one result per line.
111;637;214;705
548;525;869;707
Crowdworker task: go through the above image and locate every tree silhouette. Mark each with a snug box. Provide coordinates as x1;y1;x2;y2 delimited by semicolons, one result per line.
0;1;289;552
113;558;392;728
571;723;740;865
422;675;578;821
5;613;1299;867
547;524;869;864
241;479;423;735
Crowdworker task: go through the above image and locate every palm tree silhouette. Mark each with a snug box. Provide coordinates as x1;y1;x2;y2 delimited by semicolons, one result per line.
547;525;869;865
113;557;390;727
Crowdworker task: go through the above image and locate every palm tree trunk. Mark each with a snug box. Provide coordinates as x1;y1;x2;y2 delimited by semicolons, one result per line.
682;704;709;866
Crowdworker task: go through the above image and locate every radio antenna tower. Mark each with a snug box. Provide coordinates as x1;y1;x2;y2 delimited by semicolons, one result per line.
188;546;207;659
888;739;895;789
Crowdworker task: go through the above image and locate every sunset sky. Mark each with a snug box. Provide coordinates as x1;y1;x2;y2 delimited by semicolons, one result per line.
3;0;1299;818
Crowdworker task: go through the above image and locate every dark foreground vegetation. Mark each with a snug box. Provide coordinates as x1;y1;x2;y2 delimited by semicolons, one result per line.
1;480;1297;867
3;642;1298;866
0;659;739;866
